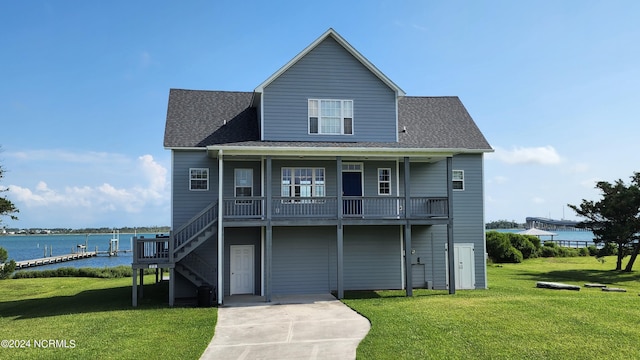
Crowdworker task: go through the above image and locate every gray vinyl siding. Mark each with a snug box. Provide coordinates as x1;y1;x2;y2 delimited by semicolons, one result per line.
344;226;402;290
272;226;336;294
452;154;486;288
223;227;262;296
411;225;448;289
262;37;397;142
223;161;262;197
398;160;447;197
363;161;397;196
172;150;218;229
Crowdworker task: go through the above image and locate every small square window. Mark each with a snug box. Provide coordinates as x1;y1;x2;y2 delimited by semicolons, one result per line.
453;170;464;191
189;168;209;191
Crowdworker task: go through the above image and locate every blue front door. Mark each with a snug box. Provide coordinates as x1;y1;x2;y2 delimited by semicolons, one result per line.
343;172;362;215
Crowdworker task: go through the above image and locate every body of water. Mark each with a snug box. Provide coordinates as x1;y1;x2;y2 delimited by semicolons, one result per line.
0;233;159;271
491;229;595;242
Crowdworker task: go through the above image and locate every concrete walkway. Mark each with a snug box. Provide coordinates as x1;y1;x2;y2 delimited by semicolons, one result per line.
200;294;371;360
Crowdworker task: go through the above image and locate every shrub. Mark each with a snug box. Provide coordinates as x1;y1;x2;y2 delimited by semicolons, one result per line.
12;266;154;279
506;233;539;259
578;247;590;257
540;246;559;257
597;242;617;257
486;231;523;263
587;245;598;256
0;247;16;279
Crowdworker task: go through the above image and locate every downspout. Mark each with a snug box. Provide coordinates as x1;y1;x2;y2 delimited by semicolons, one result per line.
217;149;224;305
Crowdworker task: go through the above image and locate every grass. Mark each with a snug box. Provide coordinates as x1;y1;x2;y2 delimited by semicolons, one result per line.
2;256;639;359
0;276;216;359
343;256;640;359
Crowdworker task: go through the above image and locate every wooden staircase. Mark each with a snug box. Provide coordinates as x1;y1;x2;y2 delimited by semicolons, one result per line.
171;202;218;287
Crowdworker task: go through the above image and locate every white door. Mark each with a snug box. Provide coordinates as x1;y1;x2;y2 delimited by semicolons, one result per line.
454;243;475;290
230;245;254;294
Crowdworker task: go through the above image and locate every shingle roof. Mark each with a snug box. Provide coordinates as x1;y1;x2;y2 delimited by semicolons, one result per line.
163;90;492;151
163;89;258;148
398;96;492;150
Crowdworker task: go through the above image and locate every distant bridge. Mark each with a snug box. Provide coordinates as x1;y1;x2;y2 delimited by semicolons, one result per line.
525;217;585;231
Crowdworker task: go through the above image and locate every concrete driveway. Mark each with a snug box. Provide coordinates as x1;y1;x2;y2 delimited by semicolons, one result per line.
200;294;371;360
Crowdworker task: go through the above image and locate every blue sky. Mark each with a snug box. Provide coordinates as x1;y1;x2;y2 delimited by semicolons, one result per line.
2;1;639;229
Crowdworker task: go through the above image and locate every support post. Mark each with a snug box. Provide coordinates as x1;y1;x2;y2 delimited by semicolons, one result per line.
139;269;144;299
403;157;413;296
446;156;456;294
404;224;412;296
336;157;344;299
132;268;138;307
265;156;273;302
169;267;175;306
217;150;224;305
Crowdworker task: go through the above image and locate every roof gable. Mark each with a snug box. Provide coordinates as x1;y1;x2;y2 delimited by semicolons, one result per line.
254;28;405;97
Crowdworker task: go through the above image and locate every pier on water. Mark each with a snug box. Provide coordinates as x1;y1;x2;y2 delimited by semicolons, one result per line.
8;229;132;270
14;252;97;269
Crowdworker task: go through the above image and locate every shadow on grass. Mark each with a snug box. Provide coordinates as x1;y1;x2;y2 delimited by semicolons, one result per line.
343;289;450;300
0;281;170;320
516;268;640;286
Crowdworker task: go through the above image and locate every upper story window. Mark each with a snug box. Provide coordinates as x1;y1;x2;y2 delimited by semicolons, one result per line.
378;168;391;195
453;170;465;191
308;99;353;135
189;168;209;191
282;168;325;201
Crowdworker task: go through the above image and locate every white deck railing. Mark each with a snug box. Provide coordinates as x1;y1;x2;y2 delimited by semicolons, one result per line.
222;196;448;220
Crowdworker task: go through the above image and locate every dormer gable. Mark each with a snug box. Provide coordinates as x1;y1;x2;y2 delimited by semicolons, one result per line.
255;29;404;143
254;28;405;97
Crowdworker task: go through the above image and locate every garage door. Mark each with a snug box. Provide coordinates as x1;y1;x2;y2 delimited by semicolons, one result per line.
272;228;332;294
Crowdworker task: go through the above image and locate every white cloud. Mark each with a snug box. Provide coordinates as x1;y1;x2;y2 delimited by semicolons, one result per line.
488;145;563;165
7;149;129;164
6;154;170;227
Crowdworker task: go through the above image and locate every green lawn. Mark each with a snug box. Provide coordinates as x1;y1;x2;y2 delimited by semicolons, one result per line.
0;276;216;359
344;256;640;359
2;257;639;359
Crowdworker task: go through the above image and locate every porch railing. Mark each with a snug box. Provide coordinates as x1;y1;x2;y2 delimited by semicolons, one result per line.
173;201;218;254
133;235;171;264
223;196;448;220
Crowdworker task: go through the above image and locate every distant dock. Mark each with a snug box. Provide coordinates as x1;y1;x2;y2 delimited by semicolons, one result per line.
13;252;97;269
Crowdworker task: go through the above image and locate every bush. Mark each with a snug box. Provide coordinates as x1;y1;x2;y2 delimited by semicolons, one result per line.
486;231;523;263
540;245;559;257
597;242;617;257
12;266;154;279
587;245;598;256
506;233;539;259
0;247;16;279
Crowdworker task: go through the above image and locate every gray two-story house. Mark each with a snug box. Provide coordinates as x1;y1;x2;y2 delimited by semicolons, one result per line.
132;28;492;306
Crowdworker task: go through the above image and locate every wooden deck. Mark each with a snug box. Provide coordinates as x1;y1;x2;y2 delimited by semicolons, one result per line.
13;252;97;269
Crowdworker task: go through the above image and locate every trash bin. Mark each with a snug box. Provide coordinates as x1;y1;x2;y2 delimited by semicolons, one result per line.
197;285;213;307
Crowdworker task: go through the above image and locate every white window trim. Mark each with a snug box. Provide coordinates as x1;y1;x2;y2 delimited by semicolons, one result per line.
234;168;253;204
378;168;392;195
189;168;209;191
281;167;326;202
453;170;465;191
308;99;354;135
